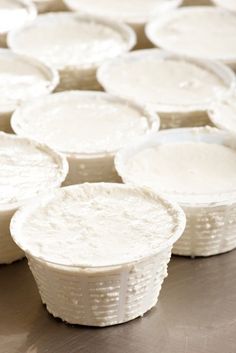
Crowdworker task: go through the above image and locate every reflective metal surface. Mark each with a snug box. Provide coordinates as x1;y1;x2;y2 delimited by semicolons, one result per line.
1;251;236;353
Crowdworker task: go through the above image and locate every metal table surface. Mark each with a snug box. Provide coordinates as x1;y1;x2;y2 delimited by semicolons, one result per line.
1;251;236;353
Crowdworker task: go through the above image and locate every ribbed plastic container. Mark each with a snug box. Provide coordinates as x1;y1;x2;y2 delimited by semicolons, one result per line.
97;49;236;129
64;0;182;49
10;183;186;326
8;13;136;91
0;132;68;264
0;0;36;47
145;7;236;71
115;127;236;257
33;0;67;13
0;49;59;132
11;91;160;185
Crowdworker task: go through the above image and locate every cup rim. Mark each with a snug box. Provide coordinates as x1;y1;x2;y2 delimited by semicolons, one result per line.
0;48;59;115
7;12;137;71
115;126;236;206
11;89;160;157
97;48;236;114
0;132;68;212
10;182;186;269
145;6;236;65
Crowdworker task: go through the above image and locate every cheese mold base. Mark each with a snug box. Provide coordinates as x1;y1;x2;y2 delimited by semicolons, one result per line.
10;183;185;326
115;127;236;257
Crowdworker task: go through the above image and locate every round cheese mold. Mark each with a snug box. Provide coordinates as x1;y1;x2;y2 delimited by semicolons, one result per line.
10;183;186;326
0;0;36;47
11;90;159;185
115;127;236;257
7;12;136;91
212;0;236;12
97;49;236;129
146;7;236;71
64;0;182;49
33;0;67;13
0;132;68;264
209;95;236;133
0;49;59;133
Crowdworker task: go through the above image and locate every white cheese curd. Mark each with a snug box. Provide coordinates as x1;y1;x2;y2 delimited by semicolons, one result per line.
115;127;236;256
8;13;136;90
97;49;235;128
0;49;58;132
0;0;36;46
12;91;159;184
64;0;182;49
212;0;236;12
146;7;236;69
0;132;68;264
209;95;236;132
10;183;185;326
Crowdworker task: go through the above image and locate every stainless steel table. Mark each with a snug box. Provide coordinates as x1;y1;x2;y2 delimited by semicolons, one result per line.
1;251;236;353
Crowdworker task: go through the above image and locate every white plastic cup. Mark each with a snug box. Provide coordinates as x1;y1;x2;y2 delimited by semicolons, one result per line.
0;133;68;264
64;0;183;49
8;13;136;91
115;127;236;257
11;91;160;185
97;49;236;129
0;0;36;47
10;183;186;326
0;49;59;132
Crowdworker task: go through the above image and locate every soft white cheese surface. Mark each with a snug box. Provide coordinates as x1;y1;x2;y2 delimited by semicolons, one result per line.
0;133;66;207
98;52;229;111
65;0;179;23
11;184;184;267
8;13;133;69
213;0;236;12
12;92;155;154
0;0;33;33
0;51;55;113
124;142;236;196
148;8;236;62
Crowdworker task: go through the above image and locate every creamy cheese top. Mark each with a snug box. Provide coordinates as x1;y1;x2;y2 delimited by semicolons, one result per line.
209;96;236;133
8;13;135;70
123;142;236;201
0;50;57;113
0;0;35;33
98;50;231;111
147;7;236;62
65;0;181;23
0;133;67;208
11;184;185;267
12;91;157;154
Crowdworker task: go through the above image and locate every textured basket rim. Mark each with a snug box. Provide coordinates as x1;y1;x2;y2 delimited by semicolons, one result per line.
97;48;236;114
145;6;236;65
7;12;137;71
115;126;236;206
10;183;186;269
0;131;68;212
11;90;160;156
0;48;59;115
